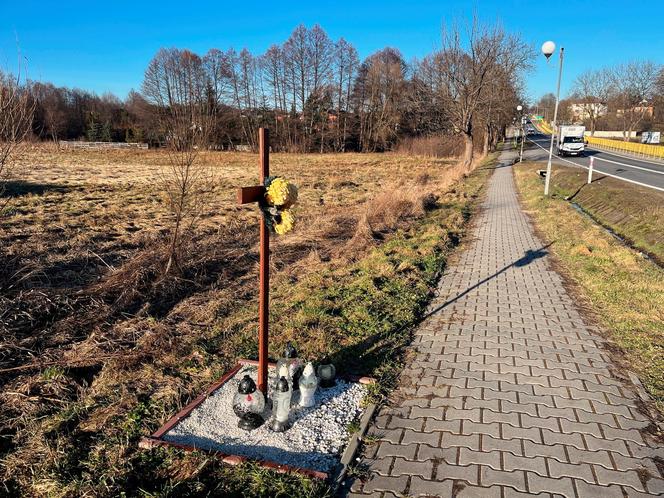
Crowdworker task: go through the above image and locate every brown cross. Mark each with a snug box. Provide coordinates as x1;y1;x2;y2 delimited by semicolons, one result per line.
237;128;270;394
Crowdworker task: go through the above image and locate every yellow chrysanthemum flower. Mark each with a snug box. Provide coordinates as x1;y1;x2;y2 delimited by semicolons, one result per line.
266;177;298;208
274;209;294;235
265;177;289;206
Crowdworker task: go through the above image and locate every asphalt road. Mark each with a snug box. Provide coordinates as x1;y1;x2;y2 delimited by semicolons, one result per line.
524;133;664;192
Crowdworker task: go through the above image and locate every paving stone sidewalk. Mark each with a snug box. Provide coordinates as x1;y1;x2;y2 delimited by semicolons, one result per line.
346;150;664;497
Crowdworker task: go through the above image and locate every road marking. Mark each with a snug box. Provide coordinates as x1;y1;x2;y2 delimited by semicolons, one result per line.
585;144;664;167
527;138;664;193
586;147;664;175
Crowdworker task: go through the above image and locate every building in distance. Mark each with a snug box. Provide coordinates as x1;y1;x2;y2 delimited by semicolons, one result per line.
569;102;608;121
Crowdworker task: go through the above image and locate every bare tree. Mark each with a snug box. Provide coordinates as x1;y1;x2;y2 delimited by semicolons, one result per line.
479;65;521;156
477;34;530;157
353;48;406;152
535;93;556;123
142;48;215;274
228;48;264;150
655;68;664;124
281;24;334;151
572;69;613;135
610;61;660;141
203;48;232;146
32;82;66;143
332;38;358;152
657;67;664;97
424;19;531;170
306;25;334;151
0;68;34;210
262;44;293;149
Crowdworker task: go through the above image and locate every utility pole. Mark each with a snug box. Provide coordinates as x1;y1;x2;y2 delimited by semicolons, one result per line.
542;43;564;196
520;116;526;162
517;105;524;162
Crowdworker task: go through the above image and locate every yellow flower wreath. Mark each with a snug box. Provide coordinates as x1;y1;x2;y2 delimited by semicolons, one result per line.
273;209;294;235
265;177;298;208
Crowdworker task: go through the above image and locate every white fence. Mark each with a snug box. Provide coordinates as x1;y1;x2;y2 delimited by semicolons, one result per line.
60;141;148;150
583;131;637;139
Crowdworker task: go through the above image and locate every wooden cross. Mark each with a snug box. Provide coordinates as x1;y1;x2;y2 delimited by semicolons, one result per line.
237;128;270;394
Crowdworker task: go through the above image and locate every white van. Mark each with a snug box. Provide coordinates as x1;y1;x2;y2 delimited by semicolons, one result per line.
557;126;585;156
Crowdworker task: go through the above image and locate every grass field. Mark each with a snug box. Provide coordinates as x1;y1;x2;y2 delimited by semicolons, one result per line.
0;145;490;496
514;162;664;413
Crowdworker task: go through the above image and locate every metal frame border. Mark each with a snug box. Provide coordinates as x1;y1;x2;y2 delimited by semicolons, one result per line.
139;359;376;482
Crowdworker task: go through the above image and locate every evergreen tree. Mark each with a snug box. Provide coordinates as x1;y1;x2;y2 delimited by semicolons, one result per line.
101;121;112;142
87;120;100;141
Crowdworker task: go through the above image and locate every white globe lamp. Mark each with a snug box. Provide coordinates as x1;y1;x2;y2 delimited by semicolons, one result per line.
541;41;555;60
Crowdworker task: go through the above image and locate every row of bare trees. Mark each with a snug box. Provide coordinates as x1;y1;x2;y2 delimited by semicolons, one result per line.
141;27;363;152
2;20;532;275
14;22;530;162
139;22;530;165
567;60;662;140
29;84;153;143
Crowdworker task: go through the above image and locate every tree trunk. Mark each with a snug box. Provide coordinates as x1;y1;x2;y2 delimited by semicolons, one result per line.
489;125;499;151
462;131;474;170
482;125;490;157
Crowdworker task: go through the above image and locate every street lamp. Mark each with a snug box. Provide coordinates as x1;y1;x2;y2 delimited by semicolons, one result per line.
541;41;555;60
541;41;564;196
517;105;524;162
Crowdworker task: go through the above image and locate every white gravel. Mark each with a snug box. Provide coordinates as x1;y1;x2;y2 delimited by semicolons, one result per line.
163;365;367;473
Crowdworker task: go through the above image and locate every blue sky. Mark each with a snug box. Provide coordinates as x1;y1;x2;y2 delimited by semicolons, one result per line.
1;0;662;103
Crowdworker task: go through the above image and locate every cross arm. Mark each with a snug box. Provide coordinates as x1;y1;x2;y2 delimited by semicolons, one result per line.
237;186;266;205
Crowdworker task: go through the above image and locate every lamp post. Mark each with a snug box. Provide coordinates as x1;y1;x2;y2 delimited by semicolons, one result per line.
542;41;564;196
517;105;524;162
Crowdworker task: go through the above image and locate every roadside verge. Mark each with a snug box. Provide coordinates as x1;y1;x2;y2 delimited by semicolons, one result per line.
544;164;664;265
514;162;664;414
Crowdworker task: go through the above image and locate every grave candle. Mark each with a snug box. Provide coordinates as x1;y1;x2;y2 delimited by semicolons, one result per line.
271;366;291;432
317;358;336;388
232;375;265;430
276;342;303;391
298;362;318;408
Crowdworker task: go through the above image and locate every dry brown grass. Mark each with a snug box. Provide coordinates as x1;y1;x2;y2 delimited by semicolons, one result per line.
0;144;476;496
396;135;465;157
348;166;466;252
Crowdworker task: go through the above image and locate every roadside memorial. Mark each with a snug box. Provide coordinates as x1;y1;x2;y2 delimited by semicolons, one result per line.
139;129;376;481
